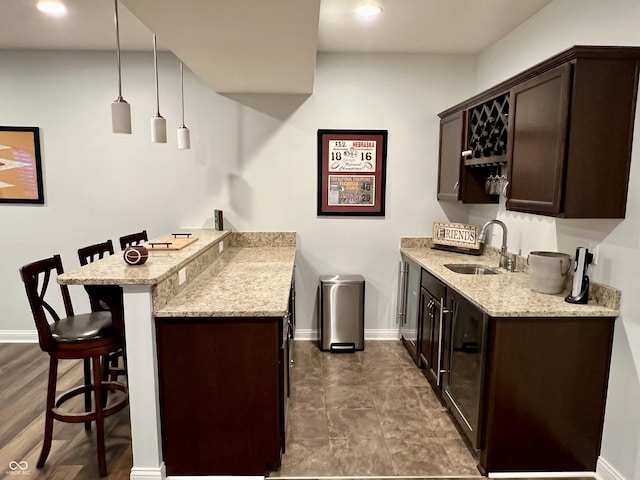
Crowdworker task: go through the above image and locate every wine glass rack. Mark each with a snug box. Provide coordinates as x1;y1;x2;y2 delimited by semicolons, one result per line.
466;92;510;166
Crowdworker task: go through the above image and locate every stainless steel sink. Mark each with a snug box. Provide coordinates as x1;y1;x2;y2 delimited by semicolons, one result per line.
444;264;499;275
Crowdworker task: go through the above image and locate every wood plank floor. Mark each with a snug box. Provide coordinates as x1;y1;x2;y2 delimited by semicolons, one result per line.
0;343;132;479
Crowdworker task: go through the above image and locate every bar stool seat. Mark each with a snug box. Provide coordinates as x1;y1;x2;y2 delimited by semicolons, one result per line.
20;254;128;477
50;311;114;342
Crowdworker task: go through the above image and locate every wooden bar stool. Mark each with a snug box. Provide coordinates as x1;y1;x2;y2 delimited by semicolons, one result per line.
20;254;128;477
119;230;148;250
78;240;126;381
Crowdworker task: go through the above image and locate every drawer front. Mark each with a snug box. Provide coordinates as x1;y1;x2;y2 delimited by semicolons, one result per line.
421;268;446;300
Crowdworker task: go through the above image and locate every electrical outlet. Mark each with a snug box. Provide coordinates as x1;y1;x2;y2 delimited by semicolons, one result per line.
219;241;224;253
178;268;187;285
591;245;599;266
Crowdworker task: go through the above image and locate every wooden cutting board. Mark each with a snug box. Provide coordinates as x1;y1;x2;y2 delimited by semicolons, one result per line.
146;234;198;251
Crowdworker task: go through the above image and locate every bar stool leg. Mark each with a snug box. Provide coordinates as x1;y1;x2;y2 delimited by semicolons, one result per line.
37;356;58;468
91;355;107;477
83;358;92;430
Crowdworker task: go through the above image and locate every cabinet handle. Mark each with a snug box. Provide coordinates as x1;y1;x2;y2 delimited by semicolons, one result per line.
446;301;458;386
453;181;459;193
396;262;407;324
437;298;447;387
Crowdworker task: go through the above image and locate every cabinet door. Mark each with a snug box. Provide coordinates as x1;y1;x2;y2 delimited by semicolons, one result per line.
420;289;445;389
437;111;463;201
506;63;572;215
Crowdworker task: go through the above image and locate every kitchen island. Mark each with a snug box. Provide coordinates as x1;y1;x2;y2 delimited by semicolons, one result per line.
398;238;619;475
58;230;296;480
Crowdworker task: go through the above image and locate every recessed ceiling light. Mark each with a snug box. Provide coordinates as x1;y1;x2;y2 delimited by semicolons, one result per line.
355;4;383;18
37;0;67;17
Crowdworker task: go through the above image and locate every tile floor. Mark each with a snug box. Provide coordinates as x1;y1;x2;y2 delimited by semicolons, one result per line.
269;340;481;477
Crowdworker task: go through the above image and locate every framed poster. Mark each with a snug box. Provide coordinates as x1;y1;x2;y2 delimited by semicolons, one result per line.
317;129;387;216
0;126;44;204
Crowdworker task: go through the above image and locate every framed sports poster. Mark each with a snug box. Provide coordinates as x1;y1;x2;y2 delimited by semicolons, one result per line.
317;129;388;216
0;126;44;204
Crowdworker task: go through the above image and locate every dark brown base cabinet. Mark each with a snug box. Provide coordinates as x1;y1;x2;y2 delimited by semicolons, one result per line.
406;266;616;474
418;268;447;390
155;315;290;476
480;315;615;473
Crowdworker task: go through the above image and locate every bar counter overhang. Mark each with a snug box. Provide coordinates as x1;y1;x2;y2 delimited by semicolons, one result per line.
58;229;297;480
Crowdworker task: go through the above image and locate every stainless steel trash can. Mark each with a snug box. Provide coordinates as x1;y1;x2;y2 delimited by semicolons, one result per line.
320;274;365;352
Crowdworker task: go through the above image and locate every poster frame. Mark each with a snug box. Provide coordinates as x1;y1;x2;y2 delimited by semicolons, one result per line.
0;126;44;204
317;129;387;216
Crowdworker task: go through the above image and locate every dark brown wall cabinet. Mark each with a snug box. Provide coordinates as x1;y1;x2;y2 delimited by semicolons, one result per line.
437;111;498;204
438;45;640;218
437;111;463;201
507;50;640;217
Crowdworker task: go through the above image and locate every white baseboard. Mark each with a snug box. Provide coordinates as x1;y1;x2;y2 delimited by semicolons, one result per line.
130;463;166;480
294;328;400;341
167;477;263;480
0;330;38;343
490;472;595;478
597;456;625;480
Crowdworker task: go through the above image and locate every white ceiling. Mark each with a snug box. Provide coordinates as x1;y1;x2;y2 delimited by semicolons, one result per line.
0;0;552;93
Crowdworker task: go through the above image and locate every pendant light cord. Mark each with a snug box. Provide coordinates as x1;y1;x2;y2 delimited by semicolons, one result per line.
114;0;123;99
180;62;185;128
153;35;160;117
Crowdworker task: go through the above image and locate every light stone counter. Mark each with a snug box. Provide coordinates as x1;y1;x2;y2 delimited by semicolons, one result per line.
58;229;230;286
155;246;296;317
401;243;620;318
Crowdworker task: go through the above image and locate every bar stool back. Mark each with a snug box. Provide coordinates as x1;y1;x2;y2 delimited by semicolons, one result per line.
78;240;126;381
19;254;128;477
119;230;148;250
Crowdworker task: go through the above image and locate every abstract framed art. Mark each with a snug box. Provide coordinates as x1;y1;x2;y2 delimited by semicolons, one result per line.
0;126;44;204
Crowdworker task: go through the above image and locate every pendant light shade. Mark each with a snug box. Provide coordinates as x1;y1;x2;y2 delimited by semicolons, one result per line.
151;116;167;143
111;0;131;134
177;126;190;149
177;61;191;150
151;34;167;143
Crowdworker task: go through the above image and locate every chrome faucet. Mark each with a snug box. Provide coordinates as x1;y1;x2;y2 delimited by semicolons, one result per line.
479;219;514;271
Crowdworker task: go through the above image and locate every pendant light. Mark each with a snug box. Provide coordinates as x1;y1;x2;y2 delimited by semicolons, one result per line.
151;34;167;143
177;62;191;150
111;0;131;134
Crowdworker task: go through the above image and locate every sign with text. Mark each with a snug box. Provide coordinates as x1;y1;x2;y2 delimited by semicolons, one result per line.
432;222;482;250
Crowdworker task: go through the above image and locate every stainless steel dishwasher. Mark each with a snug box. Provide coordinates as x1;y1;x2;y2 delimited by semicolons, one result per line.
319;274;365;352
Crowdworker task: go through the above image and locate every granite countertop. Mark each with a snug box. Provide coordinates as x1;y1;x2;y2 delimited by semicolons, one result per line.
59;229;230;286
401;246;620;318
155;246;296;318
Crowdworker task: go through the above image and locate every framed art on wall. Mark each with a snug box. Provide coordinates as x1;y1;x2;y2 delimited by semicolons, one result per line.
317;129;388;216
0;126;44;204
